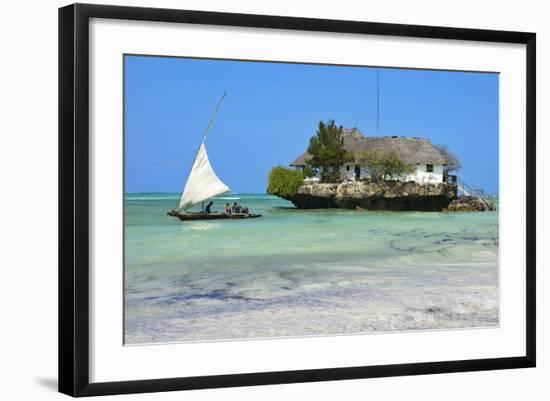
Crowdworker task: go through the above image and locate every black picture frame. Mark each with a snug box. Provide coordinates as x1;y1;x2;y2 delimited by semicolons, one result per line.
59;3;536;397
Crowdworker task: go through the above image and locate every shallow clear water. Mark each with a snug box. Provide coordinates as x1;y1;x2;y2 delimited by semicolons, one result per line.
124;193;499;344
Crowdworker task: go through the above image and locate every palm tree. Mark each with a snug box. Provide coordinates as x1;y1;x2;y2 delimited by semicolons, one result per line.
306;120;348;182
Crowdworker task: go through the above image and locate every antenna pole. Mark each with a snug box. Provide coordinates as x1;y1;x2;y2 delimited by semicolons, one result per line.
376;68;380;136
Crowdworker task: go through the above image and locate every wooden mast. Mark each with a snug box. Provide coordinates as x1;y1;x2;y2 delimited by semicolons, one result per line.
174;92;228;211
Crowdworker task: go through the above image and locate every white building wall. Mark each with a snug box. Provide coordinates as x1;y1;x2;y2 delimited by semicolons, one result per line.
340;164;354;181
407;164;445;183
298;163;446;183
339;163;445;183
339;164;373;181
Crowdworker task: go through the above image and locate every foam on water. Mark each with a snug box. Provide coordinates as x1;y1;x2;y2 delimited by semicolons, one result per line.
124;193;499;344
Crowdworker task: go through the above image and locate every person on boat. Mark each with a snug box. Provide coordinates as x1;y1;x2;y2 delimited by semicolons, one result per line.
232;202;242;214
223;203;231;215
205;201;213;214
241;206;249;214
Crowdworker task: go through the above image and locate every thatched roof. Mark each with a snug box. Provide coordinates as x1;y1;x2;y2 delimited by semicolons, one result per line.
290;128;447;166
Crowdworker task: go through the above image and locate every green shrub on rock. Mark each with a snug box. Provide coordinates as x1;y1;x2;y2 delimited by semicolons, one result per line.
267;166;304;197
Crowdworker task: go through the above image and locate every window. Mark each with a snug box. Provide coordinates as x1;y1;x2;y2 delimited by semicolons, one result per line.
426;164;434;172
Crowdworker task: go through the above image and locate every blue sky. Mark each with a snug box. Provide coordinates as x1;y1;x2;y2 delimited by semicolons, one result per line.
125;55;499;195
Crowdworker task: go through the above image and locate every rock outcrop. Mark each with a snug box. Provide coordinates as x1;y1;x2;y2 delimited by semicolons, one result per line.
445;195;496;212
278;181;458;211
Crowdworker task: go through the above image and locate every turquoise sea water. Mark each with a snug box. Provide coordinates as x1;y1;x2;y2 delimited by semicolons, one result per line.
124;193;499;344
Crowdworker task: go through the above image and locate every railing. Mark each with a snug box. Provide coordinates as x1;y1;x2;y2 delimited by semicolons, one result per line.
455;177;495;210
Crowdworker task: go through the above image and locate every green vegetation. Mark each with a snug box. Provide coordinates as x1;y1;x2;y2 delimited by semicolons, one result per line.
358;149;414;182
302;165;315;178
306;120;349;183
266;166;305;197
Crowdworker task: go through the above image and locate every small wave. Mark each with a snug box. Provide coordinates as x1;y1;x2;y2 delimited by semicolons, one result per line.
188;222;221;231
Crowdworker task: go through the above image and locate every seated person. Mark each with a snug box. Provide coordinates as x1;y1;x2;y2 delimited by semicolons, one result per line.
223;203;231;215
205;201;213;213
231;202;242;214
241;206;249;214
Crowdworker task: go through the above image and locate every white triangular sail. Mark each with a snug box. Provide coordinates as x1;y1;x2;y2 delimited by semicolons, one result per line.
177;142;230;211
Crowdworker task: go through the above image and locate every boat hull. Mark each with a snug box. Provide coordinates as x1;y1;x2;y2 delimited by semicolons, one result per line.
167;210;262;221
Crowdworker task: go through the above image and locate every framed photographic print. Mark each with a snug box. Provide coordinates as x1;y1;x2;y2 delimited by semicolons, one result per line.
58;3;536;397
